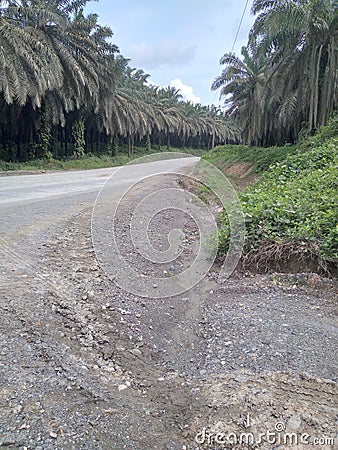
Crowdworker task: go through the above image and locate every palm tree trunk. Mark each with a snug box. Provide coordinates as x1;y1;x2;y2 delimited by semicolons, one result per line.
211;125;215;152
319;39;336;126
308;45;318;132
128;135;133;157
313;45;323;130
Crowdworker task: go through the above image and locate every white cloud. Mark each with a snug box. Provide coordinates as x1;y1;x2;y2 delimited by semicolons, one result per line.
129;40;196;69
169;78;201;105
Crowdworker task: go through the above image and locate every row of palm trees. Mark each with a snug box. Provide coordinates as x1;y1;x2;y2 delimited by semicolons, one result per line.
0;0;237;162
212;0;337;146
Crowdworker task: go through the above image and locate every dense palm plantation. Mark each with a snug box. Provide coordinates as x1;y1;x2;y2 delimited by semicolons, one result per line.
0;0;237;162
212;0;337;146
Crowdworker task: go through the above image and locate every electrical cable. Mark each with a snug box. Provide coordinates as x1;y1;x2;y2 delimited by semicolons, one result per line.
210;0;251;105
231;0;250;54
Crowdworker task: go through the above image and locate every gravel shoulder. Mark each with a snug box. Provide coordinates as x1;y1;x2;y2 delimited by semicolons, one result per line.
0;174;337;449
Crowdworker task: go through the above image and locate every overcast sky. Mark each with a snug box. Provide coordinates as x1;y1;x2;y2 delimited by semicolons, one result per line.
85;0;254;106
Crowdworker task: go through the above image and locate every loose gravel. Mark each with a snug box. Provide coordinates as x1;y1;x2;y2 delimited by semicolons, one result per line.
0;176;337;450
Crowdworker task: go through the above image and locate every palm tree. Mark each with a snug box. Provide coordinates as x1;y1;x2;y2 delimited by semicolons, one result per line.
249;0;338;135
212;46;267;145
0;0;237;162
0;0;119;159
213;0;337;146
0;3;64;107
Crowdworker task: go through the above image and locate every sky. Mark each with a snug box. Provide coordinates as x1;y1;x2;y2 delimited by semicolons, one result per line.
85;0;255;106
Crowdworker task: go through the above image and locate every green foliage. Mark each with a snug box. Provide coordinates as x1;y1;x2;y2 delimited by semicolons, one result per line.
203;144;297;173
299;114;338;150
39;109;52;160
146;134;151;152
218;123;338;262
113;137;119;156
213;0;337;146
0;0;237;164
72;119;86;158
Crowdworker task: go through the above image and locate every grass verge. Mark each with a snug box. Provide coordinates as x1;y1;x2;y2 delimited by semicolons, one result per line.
205;116;338;276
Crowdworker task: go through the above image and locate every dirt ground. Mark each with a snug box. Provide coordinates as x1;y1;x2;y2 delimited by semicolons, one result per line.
0;175;337;450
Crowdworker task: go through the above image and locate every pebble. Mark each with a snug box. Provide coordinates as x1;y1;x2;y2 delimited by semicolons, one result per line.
86;290;95;300
287;414;302;430
118;384;128;392
235;375;248;383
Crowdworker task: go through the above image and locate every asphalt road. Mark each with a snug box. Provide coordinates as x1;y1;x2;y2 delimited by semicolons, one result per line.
0;157;198;241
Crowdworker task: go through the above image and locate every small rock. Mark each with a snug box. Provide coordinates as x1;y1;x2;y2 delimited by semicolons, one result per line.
118;384;128;392
49;431;58;439
87;290;95;300
131;348;142;357
235;375;248;383
13;405;23;414
287;414;302;431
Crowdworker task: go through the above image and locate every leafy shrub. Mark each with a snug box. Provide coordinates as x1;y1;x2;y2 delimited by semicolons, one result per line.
203;144;297;173
218;128;338;263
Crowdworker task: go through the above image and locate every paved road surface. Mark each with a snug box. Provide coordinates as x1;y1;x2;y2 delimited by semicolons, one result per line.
0;157;198;243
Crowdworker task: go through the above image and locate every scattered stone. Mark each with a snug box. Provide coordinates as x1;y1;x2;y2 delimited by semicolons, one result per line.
118;384;128;392
86;290;95;300
235;375;248;383
287;414;302;431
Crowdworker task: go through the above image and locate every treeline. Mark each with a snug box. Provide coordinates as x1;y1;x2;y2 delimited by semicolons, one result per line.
0;0;237;163
212;0;337;146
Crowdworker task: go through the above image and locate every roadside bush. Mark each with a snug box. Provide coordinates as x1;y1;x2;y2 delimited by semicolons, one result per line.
203;144;297;173
217;123;338;269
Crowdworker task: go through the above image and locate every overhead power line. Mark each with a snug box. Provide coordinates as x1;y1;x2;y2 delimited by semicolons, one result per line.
210;0;251;105
231;0;250;54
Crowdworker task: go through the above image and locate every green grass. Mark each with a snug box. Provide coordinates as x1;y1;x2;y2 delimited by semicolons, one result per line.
0;146;206;172
216;116;338;264
203;143;297;173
